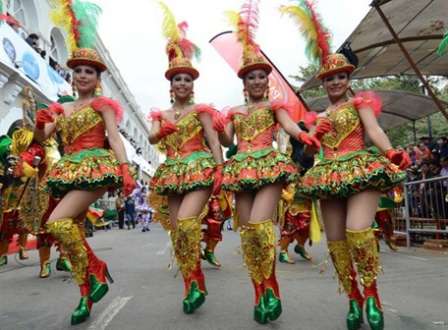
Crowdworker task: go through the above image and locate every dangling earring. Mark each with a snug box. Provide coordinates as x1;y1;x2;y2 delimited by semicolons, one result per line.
170;90;175;104
243;89;249;105
94;81;103;97
72;81;77;98
264;85;270;101
188;91;195;105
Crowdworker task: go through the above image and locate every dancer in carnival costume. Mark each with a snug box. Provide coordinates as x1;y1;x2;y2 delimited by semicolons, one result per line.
34;0;136;325
30;101;73;278
281;1;411;329
0;96;71;275
0;121;41;265
201;192;233;268
278;183;313;263
373;187;403;252
214;1;320;324
148;2;224;315
276;124;317;264
17;119;73;278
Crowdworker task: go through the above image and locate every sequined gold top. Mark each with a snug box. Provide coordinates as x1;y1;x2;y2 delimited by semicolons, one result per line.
231;107;277;153
320;101;364;159
56;106;106;154
160;110;211;159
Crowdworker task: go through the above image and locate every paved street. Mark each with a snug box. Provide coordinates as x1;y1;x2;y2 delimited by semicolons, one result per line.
1;225;447;330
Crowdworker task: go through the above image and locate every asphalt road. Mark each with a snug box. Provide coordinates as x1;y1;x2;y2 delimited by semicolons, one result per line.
1;225;447;330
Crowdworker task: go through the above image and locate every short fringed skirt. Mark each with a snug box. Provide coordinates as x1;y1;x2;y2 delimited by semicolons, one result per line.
299;147;406;199
222;147;299;192
47;148;122;197
151;151;216;195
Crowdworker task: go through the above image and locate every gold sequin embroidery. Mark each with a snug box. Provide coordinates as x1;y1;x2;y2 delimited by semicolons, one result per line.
162;112;205;154
346;228;381;288
328;240;356;295
322;103;360;149
233;108;276;142
57;107;103;145
240;220;276;284
174;216;202;278
46;218;88;285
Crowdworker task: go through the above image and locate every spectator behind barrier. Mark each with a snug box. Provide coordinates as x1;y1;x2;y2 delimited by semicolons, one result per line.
25;33;46;59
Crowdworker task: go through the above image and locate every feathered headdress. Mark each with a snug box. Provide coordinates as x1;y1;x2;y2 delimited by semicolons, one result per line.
226;0;272;78
280;0;354;79
437;31;448;57
159;1;200;80
50;0;106;71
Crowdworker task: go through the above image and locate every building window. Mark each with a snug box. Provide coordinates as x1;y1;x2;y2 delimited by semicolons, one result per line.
7;0;26;26
49;28;68;64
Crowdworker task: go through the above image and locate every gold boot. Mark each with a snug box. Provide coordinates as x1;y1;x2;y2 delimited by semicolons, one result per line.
278;236;295;264
328;240;364;330
174;216;206;314
39;246;52;278
241;220;280;323
18;234;29;260
46;218;88;285
347;229;383;330
46;218;90;324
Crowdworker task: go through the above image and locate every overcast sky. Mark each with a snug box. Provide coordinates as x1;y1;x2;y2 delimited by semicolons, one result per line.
94;0;372;114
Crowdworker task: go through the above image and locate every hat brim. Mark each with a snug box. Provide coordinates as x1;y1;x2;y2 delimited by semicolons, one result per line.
317;65;355;80
165;67;199;81
238;63;272;79
67;58;107;72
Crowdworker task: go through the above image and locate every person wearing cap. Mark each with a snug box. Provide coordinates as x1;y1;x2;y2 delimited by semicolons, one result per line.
34;1;136;325
214;3;320;324
148;3;224;315
281;2;411;329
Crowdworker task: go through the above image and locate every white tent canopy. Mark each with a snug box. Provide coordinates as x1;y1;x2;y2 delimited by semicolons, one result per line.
307;90;448;130
301;0;448;91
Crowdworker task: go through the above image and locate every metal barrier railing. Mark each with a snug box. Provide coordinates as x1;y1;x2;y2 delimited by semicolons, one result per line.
393;176;448;247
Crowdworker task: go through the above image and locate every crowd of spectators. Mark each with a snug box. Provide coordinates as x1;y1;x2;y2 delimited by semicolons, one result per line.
119;129;143;156
403;136;448;224
404;136;448;182
4;13;71;83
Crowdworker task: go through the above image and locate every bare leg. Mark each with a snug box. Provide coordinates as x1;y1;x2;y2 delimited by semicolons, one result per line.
177;188;211;219
235;191;254;227
168;194;182;229
320;198;347;240
249;183;283;223
48;189;107;223
346;190;381;231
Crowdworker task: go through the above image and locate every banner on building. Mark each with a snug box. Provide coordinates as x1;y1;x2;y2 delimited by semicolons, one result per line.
0;23;72;100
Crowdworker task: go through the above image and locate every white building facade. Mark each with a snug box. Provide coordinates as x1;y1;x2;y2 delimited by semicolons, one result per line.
0;0;158;178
